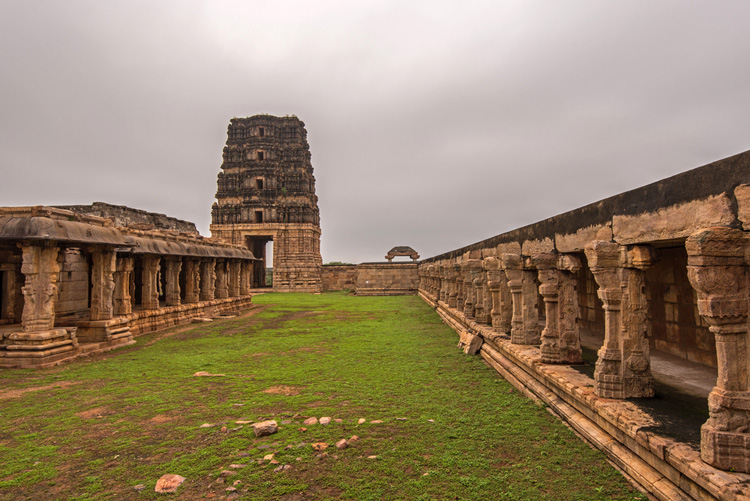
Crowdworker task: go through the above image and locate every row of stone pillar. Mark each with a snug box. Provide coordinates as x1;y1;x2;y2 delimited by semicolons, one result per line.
420;228;750;473
16;242;254;333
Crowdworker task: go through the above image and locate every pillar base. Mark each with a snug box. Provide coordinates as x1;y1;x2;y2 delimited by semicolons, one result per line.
701;425;750;473
594;373;654;399
74;316;134;346
1;328;79;368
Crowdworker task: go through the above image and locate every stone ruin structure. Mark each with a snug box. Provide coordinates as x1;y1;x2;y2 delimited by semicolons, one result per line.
415;150;750;500
0;205;257;368
385;246;420;262
210;115;323;292
321;247;421;296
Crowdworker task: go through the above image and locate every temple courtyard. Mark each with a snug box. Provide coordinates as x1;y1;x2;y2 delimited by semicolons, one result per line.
0;292;644;500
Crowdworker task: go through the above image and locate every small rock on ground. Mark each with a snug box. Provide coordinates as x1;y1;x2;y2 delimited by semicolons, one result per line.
357;418;366;424
370;420;383;424
311;442;329;451
133;484;146;492
154;474;185;493
319;416;331;425
349;435;359;442
302;417;318;426
335;439;348;449
193;371;225;377
252;420;278;437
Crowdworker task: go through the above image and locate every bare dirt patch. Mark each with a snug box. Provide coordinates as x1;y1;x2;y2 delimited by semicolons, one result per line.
149;414;175;423
264;385;302;396
0;381;78;400
76;406;109;419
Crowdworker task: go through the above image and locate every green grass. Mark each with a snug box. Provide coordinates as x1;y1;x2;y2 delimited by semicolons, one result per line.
0;292;646;500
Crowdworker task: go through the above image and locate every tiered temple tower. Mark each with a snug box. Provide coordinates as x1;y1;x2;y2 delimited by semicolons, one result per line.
210;115;322;292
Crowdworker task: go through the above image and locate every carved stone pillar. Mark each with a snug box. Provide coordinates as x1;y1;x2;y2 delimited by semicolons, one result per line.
686;227;750;473
502;254;540;345
447;263;458;308
163;257;182;307
200;259;216;301
89;248;116;321
473;267;490;324
240;261;253;296
462;260;481;319
454;263;465;311
19;244;60;332
228;260;241;297
183;259;201;304
113;255;134;316
215;260;229;299
533;253;583;364
440;265;449;303
486;257;512;334
141;256;161;310
2;243;79;368
584;241;654;399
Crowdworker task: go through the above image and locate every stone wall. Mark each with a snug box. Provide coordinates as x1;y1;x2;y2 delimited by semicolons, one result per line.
321;265;357;291
56;248;89;316
58;202;198;234
355;263;419;296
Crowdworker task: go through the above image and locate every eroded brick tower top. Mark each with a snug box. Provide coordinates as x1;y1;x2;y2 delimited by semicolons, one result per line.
210;115;322;292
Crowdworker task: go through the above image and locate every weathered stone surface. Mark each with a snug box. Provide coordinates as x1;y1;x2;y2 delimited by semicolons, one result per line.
319;416;331;425
555;223;609;253
457;331;482;355
521;237;554;256
311;442;329;451
154;474;185;493
252;420;278;437
613;194;734;244
303;417;318;426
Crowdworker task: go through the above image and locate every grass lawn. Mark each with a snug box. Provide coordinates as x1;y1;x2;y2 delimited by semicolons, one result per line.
0;292;646;500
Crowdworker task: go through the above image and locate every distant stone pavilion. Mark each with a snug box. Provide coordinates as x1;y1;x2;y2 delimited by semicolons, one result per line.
210;115;323;292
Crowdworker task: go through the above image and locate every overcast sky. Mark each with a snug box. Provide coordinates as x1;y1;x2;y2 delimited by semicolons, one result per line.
1;1;749;263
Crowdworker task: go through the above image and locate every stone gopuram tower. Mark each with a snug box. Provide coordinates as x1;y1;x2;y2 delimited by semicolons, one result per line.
210;115;322;292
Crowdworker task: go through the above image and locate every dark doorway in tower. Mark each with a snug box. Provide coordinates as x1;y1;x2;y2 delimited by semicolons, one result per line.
246;236;273;287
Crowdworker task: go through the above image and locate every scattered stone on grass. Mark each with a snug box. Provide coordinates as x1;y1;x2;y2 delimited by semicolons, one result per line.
233;480;241;486
427;419;435;423
233;404;245;407
358;418;366;424
303;417;318;426
220;426;228;433
281;420;292;425
296;457;302;461
299;427;307;432
270;459;279;465
349;435;359;442
263;454;274;461
133;484;146;492
252;420;278;437
335;439;349;449
396;417;407;421
285;445;293;450
334;418;343;423
319;416;331;425
231;426;243;432
226;486;237;492
367;455;378;459
154;474;185;493
274;464;292;472
199;423;215;428
193;371;225;377
229;464;247;469
237;453;251;458
235;420;252;424
257;444;271;450
370;420;383;424
296;442;307;448
219;470;236;477
312;442;329;451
